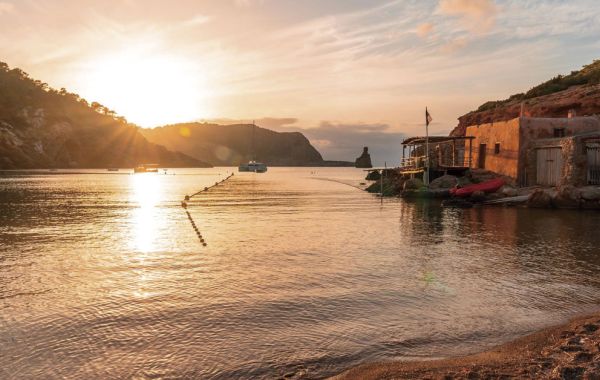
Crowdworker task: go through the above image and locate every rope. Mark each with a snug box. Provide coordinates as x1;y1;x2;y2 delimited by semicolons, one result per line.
180;173;235;246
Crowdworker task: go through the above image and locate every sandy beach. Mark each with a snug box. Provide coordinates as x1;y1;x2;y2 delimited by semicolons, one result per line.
332;311;600;379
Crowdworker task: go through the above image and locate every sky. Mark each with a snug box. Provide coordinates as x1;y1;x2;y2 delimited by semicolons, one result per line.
1;0;599;165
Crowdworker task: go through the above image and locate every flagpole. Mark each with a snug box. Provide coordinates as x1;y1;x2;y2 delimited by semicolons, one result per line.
425;107;430;187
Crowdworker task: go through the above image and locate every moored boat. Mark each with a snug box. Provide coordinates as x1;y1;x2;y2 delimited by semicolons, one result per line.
133;164;160;173
238;121;268;173
239;161;267;173
450;178;505;198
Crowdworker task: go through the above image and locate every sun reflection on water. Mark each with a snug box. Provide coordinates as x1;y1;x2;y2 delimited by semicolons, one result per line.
129;173;164;253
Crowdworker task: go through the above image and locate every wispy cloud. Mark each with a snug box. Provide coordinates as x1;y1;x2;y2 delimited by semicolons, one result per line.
2;0;600;163
416;22;434;38
438;0;498;33
0;2;14;15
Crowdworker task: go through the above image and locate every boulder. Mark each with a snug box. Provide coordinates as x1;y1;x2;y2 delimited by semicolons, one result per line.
403;178;424;190
430;175;458;190
365;170;381;181
470;190;486;202
553;185;581;209
581;199;600;210
580;186;600;201
500;185;518;197
527;189;553;208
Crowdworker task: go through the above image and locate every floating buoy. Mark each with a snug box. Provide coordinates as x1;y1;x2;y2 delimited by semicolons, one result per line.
185;195;190;201
181;201;187;208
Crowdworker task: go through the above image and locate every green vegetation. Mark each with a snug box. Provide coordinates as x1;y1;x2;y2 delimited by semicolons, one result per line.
0;61;129;129
0;61;207;169
476;60;600;112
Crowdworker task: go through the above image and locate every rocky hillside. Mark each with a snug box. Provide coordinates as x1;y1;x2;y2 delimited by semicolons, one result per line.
451;60;600;136
0;62;210;169
140;122;351;166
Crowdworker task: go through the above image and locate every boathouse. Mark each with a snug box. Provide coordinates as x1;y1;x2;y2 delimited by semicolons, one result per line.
465;115;600;187
400;135;475;179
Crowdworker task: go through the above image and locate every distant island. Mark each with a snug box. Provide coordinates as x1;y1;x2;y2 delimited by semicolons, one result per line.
140;122;354;167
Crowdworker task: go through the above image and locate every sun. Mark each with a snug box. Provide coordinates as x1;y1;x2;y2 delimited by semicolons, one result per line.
79;50;208;127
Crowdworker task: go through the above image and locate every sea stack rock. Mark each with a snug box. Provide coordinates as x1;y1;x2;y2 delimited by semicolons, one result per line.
355;147;373;168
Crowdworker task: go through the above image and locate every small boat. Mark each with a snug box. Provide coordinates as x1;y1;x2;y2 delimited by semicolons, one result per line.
238;121;268;173
133;164;160;173
450;178;505;198
238;161;268;173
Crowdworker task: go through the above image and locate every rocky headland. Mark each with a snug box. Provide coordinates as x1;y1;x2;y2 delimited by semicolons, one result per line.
140;122;354;167
450;60;600;137
0;62;210;169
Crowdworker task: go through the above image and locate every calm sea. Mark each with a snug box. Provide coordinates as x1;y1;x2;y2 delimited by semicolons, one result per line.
1;168;600;379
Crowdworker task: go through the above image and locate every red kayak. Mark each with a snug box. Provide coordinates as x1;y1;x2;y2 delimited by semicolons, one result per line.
449;178;505;198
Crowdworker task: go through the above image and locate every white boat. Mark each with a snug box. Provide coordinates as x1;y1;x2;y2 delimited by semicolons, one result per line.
238;121;268;173
133;164;160;173
239;161;267;173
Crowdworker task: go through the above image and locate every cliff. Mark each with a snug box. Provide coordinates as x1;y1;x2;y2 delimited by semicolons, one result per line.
140;122;353;167
451;60;600;136
0;62;210;169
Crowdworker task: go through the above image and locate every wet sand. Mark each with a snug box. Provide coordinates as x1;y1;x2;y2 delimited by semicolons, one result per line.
332;311;600;379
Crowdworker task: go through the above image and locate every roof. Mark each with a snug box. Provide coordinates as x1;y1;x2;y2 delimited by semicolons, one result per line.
402;136;475;145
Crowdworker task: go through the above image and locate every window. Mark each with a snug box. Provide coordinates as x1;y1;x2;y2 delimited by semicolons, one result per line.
494;143;501;154
554;128;565;138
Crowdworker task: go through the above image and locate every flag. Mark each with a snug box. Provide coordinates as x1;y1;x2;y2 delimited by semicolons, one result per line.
426;108;432;126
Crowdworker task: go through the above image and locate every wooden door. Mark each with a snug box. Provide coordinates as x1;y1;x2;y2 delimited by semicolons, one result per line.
536;148;562;186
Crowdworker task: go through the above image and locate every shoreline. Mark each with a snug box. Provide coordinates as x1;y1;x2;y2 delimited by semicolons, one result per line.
331;311;600;379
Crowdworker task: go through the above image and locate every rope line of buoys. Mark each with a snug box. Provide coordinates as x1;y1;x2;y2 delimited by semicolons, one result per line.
188;173;234;199
180;172;234;247
184;209;207;246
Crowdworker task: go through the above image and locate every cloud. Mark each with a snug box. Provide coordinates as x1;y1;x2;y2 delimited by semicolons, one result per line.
438;0;498;33
0;2;14;15
280;121;406;165
440;36;469;53
182;14;211;27
234;0;265;7
416;22;434;38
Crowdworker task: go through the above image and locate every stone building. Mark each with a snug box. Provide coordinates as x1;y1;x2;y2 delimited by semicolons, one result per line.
465;115;600;187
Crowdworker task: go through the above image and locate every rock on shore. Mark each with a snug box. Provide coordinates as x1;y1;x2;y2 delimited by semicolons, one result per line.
528;186;600;209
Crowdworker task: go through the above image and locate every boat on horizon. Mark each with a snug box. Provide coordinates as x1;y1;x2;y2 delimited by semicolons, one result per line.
238;161;268;173
238;121;268;173
133;164;160;173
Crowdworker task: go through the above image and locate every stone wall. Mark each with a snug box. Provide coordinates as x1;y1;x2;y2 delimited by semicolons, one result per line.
465;118;520;179
520;117;600;186
525;134;600;187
